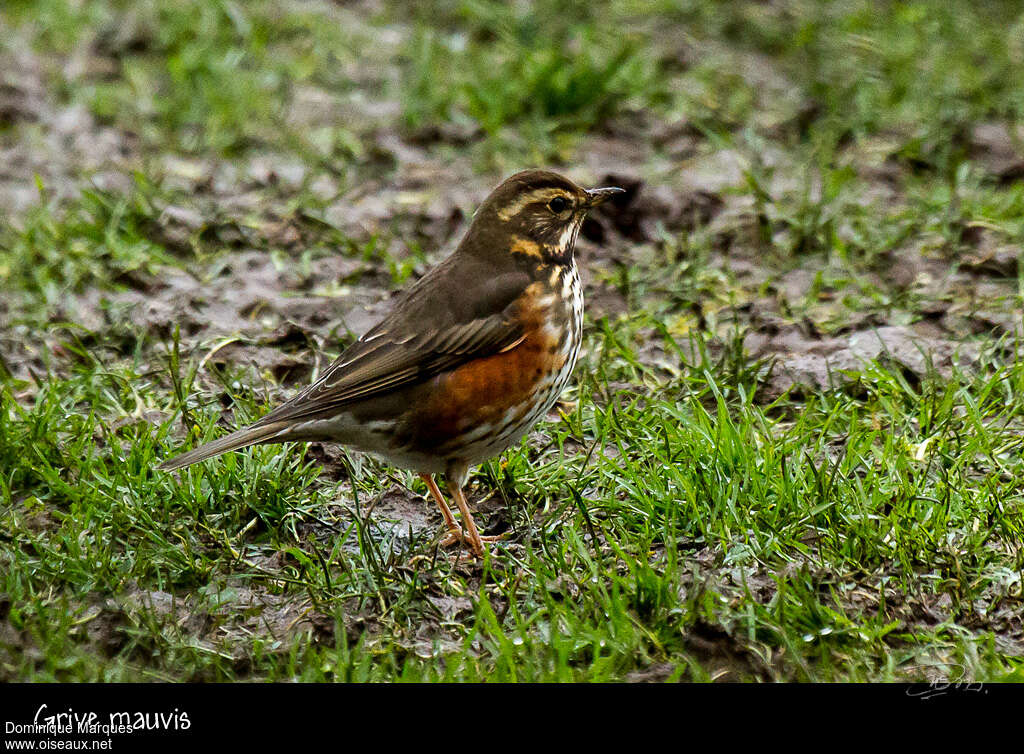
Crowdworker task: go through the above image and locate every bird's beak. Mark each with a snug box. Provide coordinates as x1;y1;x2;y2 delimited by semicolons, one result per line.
584;186;626;208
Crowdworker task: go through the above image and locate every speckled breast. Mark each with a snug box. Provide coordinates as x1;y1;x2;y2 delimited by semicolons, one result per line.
393;263;584;469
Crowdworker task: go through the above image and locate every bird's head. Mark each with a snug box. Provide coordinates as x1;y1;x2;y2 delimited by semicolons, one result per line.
465;170;624;266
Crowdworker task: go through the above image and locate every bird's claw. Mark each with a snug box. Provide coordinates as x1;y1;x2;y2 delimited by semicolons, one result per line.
441;528;505;557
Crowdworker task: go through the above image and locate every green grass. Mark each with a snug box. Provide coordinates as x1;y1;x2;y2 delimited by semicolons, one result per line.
4;0;373;159
2;0;1024;682
1;184;176;314
397;2;665;159
3;319;1023;681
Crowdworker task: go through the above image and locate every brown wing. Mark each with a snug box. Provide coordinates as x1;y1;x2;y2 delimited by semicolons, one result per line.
252;257;533;427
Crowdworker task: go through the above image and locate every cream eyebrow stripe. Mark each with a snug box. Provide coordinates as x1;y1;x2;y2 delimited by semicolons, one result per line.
497;188;572;221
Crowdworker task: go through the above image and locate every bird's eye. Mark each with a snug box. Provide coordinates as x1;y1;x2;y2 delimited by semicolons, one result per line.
548;196;570;214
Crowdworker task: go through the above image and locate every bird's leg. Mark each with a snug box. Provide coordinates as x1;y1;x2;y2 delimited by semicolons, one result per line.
448;482;486;558
422;472;503;556
420;473;461;535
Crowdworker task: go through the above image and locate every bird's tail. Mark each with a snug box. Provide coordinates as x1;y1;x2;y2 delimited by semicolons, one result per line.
157;420;293;471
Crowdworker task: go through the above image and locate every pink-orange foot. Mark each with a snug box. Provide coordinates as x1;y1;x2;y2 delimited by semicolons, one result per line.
440;529;506;551
421;473;500;558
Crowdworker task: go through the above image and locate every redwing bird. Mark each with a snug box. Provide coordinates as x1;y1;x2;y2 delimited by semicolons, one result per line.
158;170;624;557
